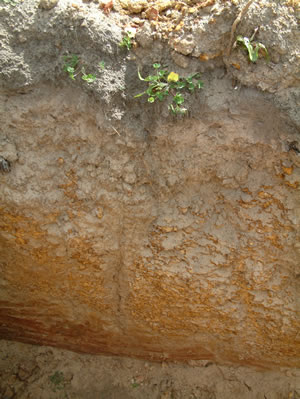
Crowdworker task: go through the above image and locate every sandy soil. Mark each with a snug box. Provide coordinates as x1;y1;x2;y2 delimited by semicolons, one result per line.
0;339;299;399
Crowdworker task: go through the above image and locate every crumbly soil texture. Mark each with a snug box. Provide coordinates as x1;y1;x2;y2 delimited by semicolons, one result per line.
0;339;300;399
0;0;300;398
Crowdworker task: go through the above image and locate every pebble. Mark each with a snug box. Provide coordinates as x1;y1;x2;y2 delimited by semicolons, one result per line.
119;0;147;14
17;368;31;381
171;51;190;68
170;36;195;55
39;0;59;10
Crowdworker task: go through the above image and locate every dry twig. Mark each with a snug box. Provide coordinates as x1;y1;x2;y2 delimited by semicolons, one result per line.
226;0;256;57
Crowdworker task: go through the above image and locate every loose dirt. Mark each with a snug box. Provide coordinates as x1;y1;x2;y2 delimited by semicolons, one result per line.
0;339;299;399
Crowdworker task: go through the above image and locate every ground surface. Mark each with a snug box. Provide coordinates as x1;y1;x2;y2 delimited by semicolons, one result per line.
0;0;300;385
0;339;299;399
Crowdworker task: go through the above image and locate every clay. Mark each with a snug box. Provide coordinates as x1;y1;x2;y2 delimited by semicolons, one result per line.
0;0;299;369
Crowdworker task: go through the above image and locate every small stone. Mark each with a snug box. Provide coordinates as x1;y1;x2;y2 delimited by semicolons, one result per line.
132;17;143;24
124;172;136;184
180;207;188;214
156;0;174;12
18;34;27;43
0;156;11;173
145;6;159;20
271;52;280;64
97;207;103;219
39;0;59;10
134;375;145;384
17;367;31;381
160;391;172;399
135;22;153;48
171;51;190;68
0;141;18;163
161;226;173;233
170;36;195;55
119;0;147;13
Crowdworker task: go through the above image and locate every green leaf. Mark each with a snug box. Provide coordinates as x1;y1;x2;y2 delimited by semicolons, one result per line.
99;61;105;70
82;74;96;83
66;66;75;73
189;72;201;80
197;80;204;89
188;82;195;91
178;107;187;114
120;35;132;50
64;55;78;68
132;383;140;388
168;104;187;115
148;97;155;103
156;82;168;89
144;75;159;82
153;63;161;69
176;81;186;89
173;93;184;105
125;30;135;38
236;35;245;45
157;92;167;101
134;92;146;98
146;87;156;96
236;36;257;62
169;104;176;114
1;0;17;5
158;70;168;78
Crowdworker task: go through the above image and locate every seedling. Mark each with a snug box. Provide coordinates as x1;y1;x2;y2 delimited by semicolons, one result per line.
235;34;269;63
81;67;96;83
134;63;204;115
98;61;105;70
49;371;65;392
0;0;17;5
63;54;96;83
119;31;135;50
131;382;140;388
63;54;79;80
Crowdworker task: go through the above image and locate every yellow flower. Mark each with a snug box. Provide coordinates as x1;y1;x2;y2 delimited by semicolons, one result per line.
167;72;179;82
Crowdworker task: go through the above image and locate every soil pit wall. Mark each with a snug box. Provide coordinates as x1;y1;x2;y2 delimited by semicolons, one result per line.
0;0;299;368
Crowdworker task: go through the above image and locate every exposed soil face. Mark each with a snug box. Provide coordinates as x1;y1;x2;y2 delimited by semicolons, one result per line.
0;0;299;379
1;339;300;399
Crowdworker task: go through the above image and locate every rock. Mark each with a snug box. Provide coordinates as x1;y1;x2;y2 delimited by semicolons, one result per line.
0;140;18;163
170;36;195;55
145;6;159;20
171;51;190;68
0;156;11;173
135;22;153;48
160;391;173;399
123;171;137;184
17;367;31;381
155;0;174;12
38;0;59;10
119;0;147;13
